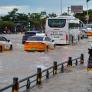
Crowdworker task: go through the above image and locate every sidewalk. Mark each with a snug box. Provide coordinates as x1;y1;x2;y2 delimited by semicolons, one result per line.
31;65;92;92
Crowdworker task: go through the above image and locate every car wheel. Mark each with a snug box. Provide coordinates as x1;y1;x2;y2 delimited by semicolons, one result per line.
22;41;25;44
54;44;56;48
10;45;13;50
0;46;3;52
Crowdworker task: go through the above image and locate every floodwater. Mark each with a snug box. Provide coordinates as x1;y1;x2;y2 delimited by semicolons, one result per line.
0;34;90;89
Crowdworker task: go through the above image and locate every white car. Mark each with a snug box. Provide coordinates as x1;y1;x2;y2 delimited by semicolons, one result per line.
0;36;13;51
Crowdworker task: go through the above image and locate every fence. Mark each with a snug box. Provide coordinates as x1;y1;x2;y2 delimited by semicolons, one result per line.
0;53;84;92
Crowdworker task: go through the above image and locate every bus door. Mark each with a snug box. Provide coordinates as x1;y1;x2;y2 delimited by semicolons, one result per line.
69;22;80;43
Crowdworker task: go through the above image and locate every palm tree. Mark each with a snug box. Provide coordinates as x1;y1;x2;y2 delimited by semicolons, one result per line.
30;13;46;31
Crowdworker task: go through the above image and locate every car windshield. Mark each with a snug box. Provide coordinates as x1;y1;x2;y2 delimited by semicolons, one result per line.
0;37;7;41
25;32;36;36
27;36;44;41
25;31;42;36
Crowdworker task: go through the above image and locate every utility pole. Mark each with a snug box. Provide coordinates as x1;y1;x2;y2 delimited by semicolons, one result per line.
28;13;31;31
67;7;71;15
86;1;89;24
60;0;62;15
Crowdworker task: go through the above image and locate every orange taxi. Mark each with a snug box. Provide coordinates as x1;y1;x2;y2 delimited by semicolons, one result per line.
24;36;55;52
86;28;92;36
86;32;92;36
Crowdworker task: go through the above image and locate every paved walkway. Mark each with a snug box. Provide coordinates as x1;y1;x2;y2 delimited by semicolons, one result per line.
30;65;92;92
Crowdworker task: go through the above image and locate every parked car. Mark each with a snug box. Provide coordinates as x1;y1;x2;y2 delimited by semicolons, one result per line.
0;36;13;51
22;31;46;44
24;36;55;52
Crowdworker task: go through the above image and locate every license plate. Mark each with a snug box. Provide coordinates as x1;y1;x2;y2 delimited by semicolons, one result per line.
31;48;36;51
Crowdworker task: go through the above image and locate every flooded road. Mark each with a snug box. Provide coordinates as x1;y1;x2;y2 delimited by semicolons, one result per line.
0;34;91;88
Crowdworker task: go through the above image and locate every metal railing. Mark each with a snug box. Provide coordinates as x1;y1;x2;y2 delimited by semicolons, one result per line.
0;53;84;92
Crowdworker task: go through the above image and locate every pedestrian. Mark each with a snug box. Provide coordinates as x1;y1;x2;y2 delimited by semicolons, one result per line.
87;44;92;71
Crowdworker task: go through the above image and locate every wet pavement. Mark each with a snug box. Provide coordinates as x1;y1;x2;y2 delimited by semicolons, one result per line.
30;64;92;92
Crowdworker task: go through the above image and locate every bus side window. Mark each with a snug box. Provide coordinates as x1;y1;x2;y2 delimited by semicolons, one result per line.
69;23;79;29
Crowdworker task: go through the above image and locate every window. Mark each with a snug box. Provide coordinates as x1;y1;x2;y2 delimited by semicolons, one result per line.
45;37;51;41
25;32;36;36
69;23;79;29
0;37;7;41
28;36;43;41
48;19;66;28
25;31;41;36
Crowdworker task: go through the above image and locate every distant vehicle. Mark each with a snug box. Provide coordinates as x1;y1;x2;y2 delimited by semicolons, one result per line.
24;36;55;52
86;24;92;36
0;36;13;51
45;15;84;44
80;28;88;39
22;31;45;44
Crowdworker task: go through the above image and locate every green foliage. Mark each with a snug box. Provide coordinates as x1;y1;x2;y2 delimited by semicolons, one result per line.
0;8;47;31
30;13;46;30
62;12;70;16
75;9;92;23
0;21;15;29
48;13;57;17
8;8;18;17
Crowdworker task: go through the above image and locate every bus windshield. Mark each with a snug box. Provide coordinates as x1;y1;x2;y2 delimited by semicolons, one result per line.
48;19;66;28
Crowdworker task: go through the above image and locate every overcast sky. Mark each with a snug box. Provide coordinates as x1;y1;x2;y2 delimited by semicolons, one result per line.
0;0;92;15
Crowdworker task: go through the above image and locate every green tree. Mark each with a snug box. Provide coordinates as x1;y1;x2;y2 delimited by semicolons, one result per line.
30;13;46;31
62;12;70;16
1;8;28;32
0;21;15;33
75;9;92;23
8;8;18;17
48;13;57;17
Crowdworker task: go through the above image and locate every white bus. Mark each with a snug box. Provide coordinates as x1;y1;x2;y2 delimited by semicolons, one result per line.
45;16;83;44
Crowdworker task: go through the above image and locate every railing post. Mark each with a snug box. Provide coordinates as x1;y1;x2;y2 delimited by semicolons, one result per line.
67;57;72;66
36;68;42;85
80;53;84;64
0;46;2;52
61;64;64;73
53;61;57;75
46;70;49;79
26;78;30;90
12;77;19;92
75;59;78;66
